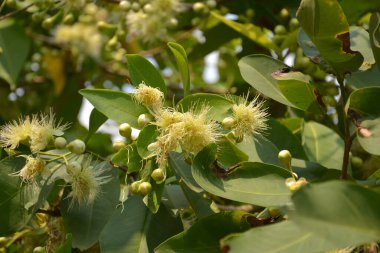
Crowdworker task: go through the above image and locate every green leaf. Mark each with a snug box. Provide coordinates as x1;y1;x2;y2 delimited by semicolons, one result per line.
350;26;375;71
370;13;380;71
211;12;278;52
168;152;202;193
192;145;292;207
143;178;165;214
236;135;281;167
126;54;167;95
0;19;31;90
60;160;120;250
79;89;149;129
347;65;380;88
168;42;190;97
292;158;340;182
341;0;380;24
85;108;108;142
136;124;160;159
223;220;349;253
297;0;363;74
217;136;249;168
266;118;307;160
155;211;251;253
177;93;233;121
290;181;380;247
346;87;380;155
56;234;72;253
0;157;30;236
100;196;183;253
239;55;319;111
302;121;344;170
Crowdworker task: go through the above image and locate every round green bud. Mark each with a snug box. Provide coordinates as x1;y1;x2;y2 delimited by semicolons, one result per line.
351;156;363;168
33;246;46;253
289;18;300;31
32;12;44;23
63;13;75;24
54;137;67;149
137;114;151;128
168;18;178;29
106;36;119;50
245;8;255;18
119;123;132;138
279;8;289;19
67;139;86;154
206;0;217;8
67;161;81;175
278;150;292;167
6;0;16;8
322;96;337;107
131;2;140;12
273;35;285;46
274;25;287;35
119;0;131;11
151;168;165;183
143;3;153;13
191;17;201;26
299;57;312;69
130;181;140;194
42;17;55;29
138;182;152;196
193;2;206;12
113;140;126;153
268;207;280;218
222;117;236;130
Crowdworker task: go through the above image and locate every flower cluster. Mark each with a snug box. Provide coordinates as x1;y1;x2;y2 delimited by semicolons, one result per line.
0;110;69;153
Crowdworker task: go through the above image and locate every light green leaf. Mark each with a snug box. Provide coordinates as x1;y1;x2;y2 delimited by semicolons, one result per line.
155;211;251;253
192;145;292;207
297;0;363;74
111;144;142;173
350;26;375;71
100;196;183;253
0;19;31;90
85;108;108;142
341;0;380;24
290;181;380;247
126;54;167;95
79;89;149;129
369;13;380;72
302;121;344;170
56;234;72;253
347;65;380;88
168;42;190;97
346;87;380;155
136;125;159;159
60;160;120;250
177;93;233;121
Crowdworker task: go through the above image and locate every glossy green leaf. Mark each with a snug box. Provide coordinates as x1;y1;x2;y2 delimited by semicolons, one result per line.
79;89;149;128
111;144;142;173
217;136;249;168
290;181;380;247
341;0;380;24
143;178;165;213
192;145;292;207
297;0;363;74
136;124;159;159
302;121;344;170
223;220;345;253
168;152;202;193
0;157;30;236
292;158;340;182
155;211;251;253
180;182;215;219
60;160;120;250
369;13;380;71
177;93;233;121
100;196;182;253
126;54;167;95
162;184;189;210
85;108;108;142
168;42;190;97
346;87;380;155
211;12;278;52
0;19;31;90
266;118;307;160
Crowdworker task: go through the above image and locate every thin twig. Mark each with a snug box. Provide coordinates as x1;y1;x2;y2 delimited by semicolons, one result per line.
0;3;34;22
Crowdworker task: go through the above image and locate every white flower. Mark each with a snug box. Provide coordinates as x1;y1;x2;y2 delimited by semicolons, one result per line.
0;116;33;149
15;156;46;183
133;82;164;111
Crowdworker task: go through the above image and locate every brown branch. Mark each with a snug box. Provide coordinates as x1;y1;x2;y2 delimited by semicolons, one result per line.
0;3;34;21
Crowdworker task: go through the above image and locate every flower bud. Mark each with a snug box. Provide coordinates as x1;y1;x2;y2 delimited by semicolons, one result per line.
268;207;280;218
289;18;300;31
67;139;86;154
222;117;235;130
143;3;153;13
193;2;206;12
274;25;287;35
138;114;152;128
66;161;81;175
113;140;126;153
54;137;67;149
278;150;292;169
119;0;131;11
147;142;158;152
151;168;165;183
119;123;132;139
130;181;140;194
138;181;152;196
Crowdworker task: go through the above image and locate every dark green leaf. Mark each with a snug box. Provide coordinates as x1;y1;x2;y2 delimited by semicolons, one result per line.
126;54;167;95
85;108;108;142
168;42;190;97
180;182;215;219
192;145;292;207
347;65;380;88
111;144;142;173
56;234;72;253
0;19;31;90
79;89;149;128
155;211;251;253
143;178;165;213
370;13;380;71
341;0;380;24
136;124;159;159
297;0;363;74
